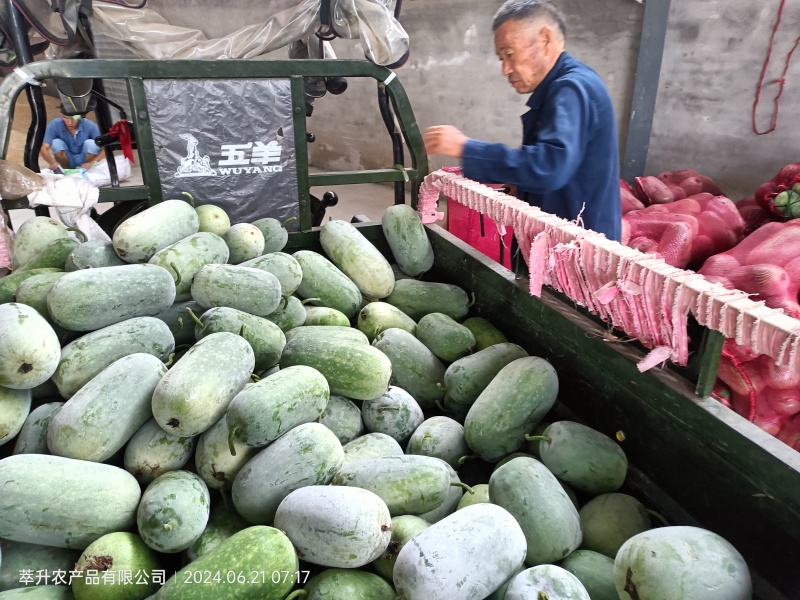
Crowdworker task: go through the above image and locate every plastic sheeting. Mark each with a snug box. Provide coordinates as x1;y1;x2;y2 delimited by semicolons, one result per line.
90;0;409;67
144;78;300;228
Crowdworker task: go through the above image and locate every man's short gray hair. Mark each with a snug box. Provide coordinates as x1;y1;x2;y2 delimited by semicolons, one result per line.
492;0;567;40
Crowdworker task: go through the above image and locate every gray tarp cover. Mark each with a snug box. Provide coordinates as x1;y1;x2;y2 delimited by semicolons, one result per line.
91;0;407;66
144;78;300;228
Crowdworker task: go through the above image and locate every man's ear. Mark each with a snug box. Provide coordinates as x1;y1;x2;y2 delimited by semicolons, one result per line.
539;26;554;52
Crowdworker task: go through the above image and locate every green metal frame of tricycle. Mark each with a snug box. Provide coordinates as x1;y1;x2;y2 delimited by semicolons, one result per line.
0;59;429;232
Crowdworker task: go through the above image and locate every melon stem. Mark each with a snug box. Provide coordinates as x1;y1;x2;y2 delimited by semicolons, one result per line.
228;426;239;457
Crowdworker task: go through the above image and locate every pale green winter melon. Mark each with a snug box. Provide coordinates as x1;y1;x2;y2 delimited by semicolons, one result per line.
0;386;31;446
47;265;177;332
341;432;403;469
579;493;652;558
0;585;74;598
195;306;285;371
0;303;60;390
393;503;527;600
293;250;363;318
456;483;490;510
47;354;167;462
371;328;445;410
318;395;365;444
232;422;343;525
406;416;469;470
65;240;126;271
112;199;199;264
195;204;230;236
190;264;281;317
489;457;582;566
11;217;68;269
280;332;391;401
227;365;329;447
136;470;210;554
123;419;196;486
559;550;618;600
12;401;63;455
263;295;307;332
0;454;141;549
194;415;258;492
415;312;475;362
13;272;66;323
320;220;395;299
240;252;302;295
381;204;434;277
70;532;160;600
357;301;416;342
252;217;291;253
155;526;298;600
538;421;628;495
361;386;424;443
186;504;249;562
504;564;590;600
305;306;350;327
464;356;559;462
16;237;80;272
332;455;452;516
614;526;752;600
0;540;78;591
52;317;174;399
371;515;430;581
301;569;395;600
151;332;254;438
414;461;465;524
273;486;392;568
148;232;229;301
223;223;264;264
0;269;63;305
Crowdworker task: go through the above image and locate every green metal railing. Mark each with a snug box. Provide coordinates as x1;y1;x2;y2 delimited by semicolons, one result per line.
0;59;429;231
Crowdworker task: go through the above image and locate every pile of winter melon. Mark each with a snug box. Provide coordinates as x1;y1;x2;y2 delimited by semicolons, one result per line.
0;197;753;600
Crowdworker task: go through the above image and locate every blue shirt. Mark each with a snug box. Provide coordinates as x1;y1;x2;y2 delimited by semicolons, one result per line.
44;118;100;156
462;52;622;241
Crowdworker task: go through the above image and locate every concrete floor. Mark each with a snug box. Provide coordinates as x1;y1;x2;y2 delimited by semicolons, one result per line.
5;93;434;231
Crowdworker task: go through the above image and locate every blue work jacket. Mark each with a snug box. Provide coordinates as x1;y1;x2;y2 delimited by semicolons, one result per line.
462;52;622;241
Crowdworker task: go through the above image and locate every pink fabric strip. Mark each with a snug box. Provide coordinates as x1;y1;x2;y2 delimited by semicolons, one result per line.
417;170;800;369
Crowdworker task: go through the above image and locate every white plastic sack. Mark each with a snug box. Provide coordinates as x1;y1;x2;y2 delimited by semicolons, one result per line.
27;174;110;243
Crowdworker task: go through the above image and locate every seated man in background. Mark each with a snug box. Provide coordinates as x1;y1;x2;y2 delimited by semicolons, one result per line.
40;105;101;171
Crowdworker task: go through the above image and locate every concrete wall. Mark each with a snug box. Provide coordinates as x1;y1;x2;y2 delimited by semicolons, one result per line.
646;0;800;200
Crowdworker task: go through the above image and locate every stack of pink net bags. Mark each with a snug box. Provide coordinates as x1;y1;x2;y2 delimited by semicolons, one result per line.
620;163;800;451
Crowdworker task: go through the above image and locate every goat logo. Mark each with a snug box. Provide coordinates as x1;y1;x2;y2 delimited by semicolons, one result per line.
175;133;216;177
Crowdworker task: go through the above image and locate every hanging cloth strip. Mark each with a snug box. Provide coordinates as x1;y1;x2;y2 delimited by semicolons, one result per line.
419;169;800;373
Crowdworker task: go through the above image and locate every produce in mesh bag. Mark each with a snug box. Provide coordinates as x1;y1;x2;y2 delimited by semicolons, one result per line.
699;220;800;318
631;169;723;206
620;180;645;215
714;339;800;449
621;193;745;268
736;195;778;236
755;161;800;220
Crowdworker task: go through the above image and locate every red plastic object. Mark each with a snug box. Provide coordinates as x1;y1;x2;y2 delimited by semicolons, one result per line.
446;196;514;269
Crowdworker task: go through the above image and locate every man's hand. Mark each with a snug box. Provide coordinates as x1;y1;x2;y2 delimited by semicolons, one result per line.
48;161;60;171
423;125;469;158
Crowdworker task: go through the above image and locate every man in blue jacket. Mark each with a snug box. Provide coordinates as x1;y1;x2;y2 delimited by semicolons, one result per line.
424;0;621;242
39;106;101;171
